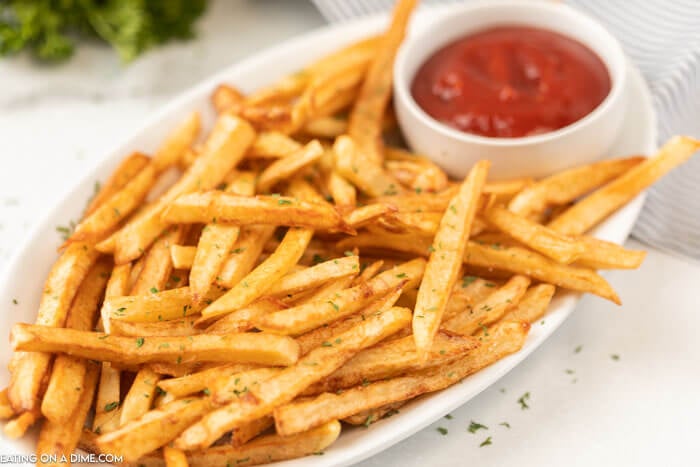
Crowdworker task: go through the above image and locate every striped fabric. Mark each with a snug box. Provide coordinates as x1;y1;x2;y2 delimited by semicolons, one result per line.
311;0;700;260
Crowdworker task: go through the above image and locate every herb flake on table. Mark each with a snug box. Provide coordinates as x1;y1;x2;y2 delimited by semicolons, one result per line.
468;421;488;433
480;436;492;447
436;427;448;435
517;392;530;410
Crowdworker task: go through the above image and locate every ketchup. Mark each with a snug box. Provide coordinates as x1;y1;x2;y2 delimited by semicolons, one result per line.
411;26;611;138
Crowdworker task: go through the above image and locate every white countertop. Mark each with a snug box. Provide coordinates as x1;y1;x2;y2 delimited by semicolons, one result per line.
1;1;698;466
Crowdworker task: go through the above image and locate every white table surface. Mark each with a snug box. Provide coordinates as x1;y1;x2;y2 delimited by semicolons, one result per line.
1;1;698;466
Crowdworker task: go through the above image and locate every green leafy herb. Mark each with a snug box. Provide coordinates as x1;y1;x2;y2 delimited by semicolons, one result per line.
277;199;293;205
611;354;620;361
499;422;510;429
444;414;453;420
136;337;144;347
104;401;118;412
462;276;477;288
574;345;583;353
436;427;448;435
12;299;18;305
480;436;492;447
517;392;530;410
468;421;488;433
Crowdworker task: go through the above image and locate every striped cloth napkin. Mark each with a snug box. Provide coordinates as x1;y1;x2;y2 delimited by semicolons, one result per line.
311;0;700;260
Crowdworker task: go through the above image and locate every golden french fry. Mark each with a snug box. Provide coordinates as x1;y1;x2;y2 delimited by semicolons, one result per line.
275;321;528;436
508;156;645;218
93;363;122;434
414;160;489;362
12;324;300;366
333;135;402;197
131;225;188;295
103;286;225;323
8;242;99;412
190;172;256;302
303;116;348;138
255;258;425;335
575;236;647;269
97;397;211;462
175;307;410;450
157;364;259;399
209;367;281;406
163;192;348;232
257;140;324;193
347;0;418;165
111;115;256;264
463;241;620;304
102;262;131;334
248;131;303;159
501;284;556;324
343;402;404;425
548;137;700;235
203;298;286;333
152;112;202;171
120;368;161;426
202;227;313;320
232;416;274;447
212;84;245;114
85;152;151;216
344;203;398;229
0;388;15;420
443;275;530;336
41;259;111;423
170;245;196;269
164;446;189;467
37;363;99;464
3;410;40;439
385;147;449;193
485;205;586;264
266;255;359;296
327;170;357;208
110;316;200;337
216;225;276;288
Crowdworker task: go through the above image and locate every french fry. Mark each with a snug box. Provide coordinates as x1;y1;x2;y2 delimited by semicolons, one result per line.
303;116;348;138
484;205;586;264
216;225;276;288
37;363;99;465
344;203;398;229
102;262;131;334
209;367;282;406
347;0;418;165
152;112;202;171
463;241;620;304
248;131;303;159
164;446;189;467
275;321;528;436
11;324;300;366
103;286;225;323
385;147;449;193
501;284;556;324
257;140;324;193
0;388;15;420
8;242;99;412
575;236;647;269
443;275;530;336
69;162;158;244
333;135;402;197
3;410;40;439
131;225;188;295
120;368;161;426
110;316;200;337
413;160;489;362
85;152;151;216
255;258;425;335
508;156;645;218
231;416;274;446
190;171;256;302
171;245;196;269
175;307;411;450
212;84;245;114
201;227;314;320
97;397;211;462
111;115;255;264
41;258;111;423
304;331;479;395
548;137;700;235
204;298;287;334
343;401;404;425
163;193;348;232
157;364;259;399
327;170;357;208
266;255;359;296
93;363;122;434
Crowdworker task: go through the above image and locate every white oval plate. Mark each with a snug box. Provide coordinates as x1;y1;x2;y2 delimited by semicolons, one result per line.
0;7;656;467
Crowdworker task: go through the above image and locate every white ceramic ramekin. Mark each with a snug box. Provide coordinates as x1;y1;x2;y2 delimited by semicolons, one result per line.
394;0;628;180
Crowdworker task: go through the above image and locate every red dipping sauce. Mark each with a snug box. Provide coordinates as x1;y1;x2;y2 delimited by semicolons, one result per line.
411;26;611;138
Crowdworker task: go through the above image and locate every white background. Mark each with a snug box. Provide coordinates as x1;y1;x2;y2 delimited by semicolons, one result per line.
0;1;698;466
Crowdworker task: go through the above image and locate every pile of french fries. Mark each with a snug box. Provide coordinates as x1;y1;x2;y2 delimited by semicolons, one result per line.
2;0;699;465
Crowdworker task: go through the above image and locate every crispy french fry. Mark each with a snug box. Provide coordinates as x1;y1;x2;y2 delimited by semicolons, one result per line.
209;367;281;406
171;244;196;269
463;241;620;303
157;364;259;399
257;140;324;193
102;262;131;333
103;286;225;323
190;172;256;302
385;147;449;193
216;225;276;288
327;170;357;208
304;116;348;138
3;410;40;439
501;284;556;324
232;416;274;446
175;307;410;450
164;446;189;467
344;203;398;229
8;242;99;412
414;160;489;362
248;131;303;159
41;259;111;423
485;205;586;264
202;227;313;320
97;397;211;462
37;363;99;465
508;156;645;218
0;388;15;420
120;368;161;426
575;236;647;269
204;298;286;333
86;152;151;216
110;316;200;337
548;137;700;235
266;255;359;296
274;321;528;436
131;225;188;295
212;84;245;114
93;363;122;434
255;258;425;335
12;324;300;366
443;275;530;336
347;0;417;164
163;192;348;232
333;135;402;197
343;401;404;425
111;115;255;264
